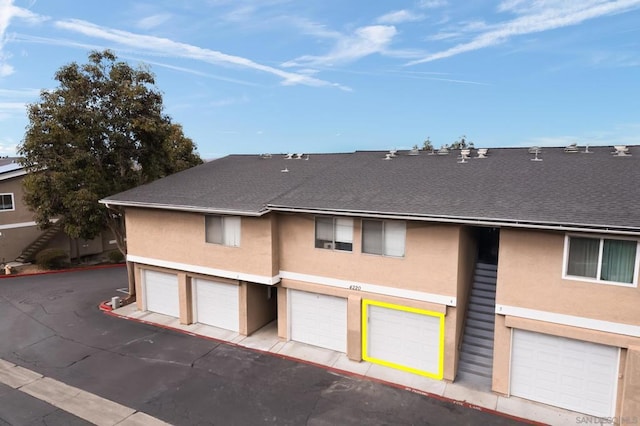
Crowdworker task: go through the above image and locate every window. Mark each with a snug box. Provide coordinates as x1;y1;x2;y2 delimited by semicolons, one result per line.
565;235;638;285
0;193;14;211
205;216;241;247
315;217;353;251
362;220;406;257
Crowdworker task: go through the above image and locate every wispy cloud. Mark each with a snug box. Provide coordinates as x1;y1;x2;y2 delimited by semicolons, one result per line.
0;137;18;155
409;0;640;65
136;13;172;30
282;25;397;67
54;19;350;90
209;95;249;108
376;10;424;24
287;16;342;39
0;0;48;76
518;122;640;147
418;0;448;9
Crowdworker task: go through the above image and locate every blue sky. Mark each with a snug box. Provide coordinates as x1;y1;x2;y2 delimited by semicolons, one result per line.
1;0;639;159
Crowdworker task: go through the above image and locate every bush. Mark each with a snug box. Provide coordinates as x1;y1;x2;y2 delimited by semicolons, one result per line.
35;248;69;270
107;250;125;263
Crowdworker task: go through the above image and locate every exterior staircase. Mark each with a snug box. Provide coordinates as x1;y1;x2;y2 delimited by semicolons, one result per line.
15;222;62;263
457;261;497;387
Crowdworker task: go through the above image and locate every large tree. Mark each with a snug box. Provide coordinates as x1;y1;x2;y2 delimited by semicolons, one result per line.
19;50;202;292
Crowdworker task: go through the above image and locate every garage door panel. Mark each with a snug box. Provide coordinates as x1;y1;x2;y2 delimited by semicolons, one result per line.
194;279;239;332
511;330;618;417
144;270;179;318
290;290;346;353
364;301;443;379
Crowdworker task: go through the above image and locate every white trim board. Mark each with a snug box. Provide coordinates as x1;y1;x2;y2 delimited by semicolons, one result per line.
127;255;280;285
279;270;456;307
496;304;640;338
0;218;59;230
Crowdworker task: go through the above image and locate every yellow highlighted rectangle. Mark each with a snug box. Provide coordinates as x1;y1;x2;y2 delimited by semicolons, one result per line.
361;299;444;380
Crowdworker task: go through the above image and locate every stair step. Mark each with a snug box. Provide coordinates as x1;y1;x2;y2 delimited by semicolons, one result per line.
467;310;495;323
476;262;498;271
466;318;495;332
465;327;494;341
460;352;493;369
468;303;494;315
458;362;493;378
469;295;495;308
456;369;493;385
462;342;494;358
475;268;497;279
462;334;494;349
470;288;496;299
472;281;496;291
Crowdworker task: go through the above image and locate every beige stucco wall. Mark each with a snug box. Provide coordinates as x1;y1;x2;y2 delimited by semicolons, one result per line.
0;175;32;225
621;346;640;418
126;208;277;278
278;214;461;295
496;229;640;325
243;282;277;335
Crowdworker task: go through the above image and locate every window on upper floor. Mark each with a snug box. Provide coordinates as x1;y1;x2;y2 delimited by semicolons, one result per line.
564;235;638;286
0;193;14;211
315;217;353;251
205;215;241;247
362;219;406;257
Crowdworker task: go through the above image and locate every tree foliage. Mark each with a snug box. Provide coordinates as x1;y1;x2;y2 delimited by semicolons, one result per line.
19;50;203;257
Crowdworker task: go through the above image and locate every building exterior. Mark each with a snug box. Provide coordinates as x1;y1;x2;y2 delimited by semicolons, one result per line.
102;146;640;418
0;158;115;264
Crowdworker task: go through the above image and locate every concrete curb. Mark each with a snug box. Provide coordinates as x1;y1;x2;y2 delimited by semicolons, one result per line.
102;308;544;426
0;263;125;280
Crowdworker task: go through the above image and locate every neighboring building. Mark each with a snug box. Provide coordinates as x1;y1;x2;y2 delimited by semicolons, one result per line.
0;158;115;264
102;146;640;418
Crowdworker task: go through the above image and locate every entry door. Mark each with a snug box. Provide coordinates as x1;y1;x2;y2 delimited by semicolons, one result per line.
193;278;239;332
511;330;618;417
290;290;347;352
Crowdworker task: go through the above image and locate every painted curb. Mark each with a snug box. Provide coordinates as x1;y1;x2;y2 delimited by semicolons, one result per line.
0;263;125;279
102;308;544;426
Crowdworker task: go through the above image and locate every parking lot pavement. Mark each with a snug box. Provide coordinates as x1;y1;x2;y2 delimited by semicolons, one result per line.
0;268;530;425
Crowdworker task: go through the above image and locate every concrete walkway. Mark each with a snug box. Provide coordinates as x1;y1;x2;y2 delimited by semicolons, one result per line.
111;304;584;426
0;358;169;426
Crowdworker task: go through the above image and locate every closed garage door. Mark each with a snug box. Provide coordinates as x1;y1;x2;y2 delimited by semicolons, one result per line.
144;270;179;317
193;278;239;332
290;290;347;352
511;330;618;417
363;300;444;379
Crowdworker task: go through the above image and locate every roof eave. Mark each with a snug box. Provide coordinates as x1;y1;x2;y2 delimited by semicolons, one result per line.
99;199;267;217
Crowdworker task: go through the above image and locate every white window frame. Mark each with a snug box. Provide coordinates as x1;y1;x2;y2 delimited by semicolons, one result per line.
0;193;15;212
314;216;353;252
205;215;241;247
361;219;406;258
562;234;639;288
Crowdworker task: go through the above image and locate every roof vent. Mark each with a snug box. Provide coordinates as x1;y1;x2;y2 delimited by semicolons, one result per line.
295;153;305;159
529;146;543;161
437;147;449;155
408;147;420;156
613;145;631;156
284;153;294;159
458;149;471;164
383;153;393;160
583;145;592;154
259;153;272;159
389;149;398;158
564;143;579;153
281;167;289;173
476;148;488;158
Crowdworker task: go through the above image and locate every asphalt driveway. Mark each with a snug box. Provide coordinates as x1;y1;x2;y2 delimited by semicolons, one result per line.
0;268;528;425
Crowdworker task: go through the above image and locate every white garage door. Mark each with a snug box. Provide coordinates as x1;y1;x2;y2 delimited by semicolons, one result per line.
144;270;179;317
511;330;618;417
193;278;239;332
363;301;443;379
290;290;347;352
